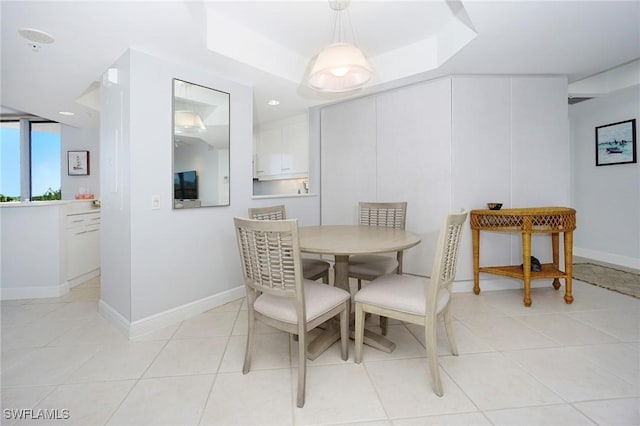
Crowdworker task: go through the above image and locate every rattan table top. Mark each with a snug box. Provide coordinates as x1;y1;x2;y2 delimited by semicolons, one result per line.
470;207;576;233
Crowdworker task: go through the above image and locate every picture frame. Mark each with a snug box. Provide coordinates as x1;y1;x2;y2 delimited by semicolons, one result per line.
67;150;90;175
595;119;636;166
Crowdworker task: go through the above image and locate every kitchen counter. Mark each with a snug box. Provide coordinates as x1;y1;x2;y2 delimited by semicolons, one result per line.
1;200;100;300
251;193;317;200
1;199;98;210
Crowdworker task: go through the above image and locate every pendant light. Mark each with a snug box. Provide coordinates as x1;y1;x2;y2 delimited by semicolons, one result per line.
175;110;206;134
309;0;372;93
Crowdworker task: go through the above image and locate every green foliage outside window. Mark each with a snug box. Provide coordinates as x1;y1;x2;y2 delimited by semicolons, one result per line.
31;188;61;201
0;194;21;202
0;188;62;203
0;188;61;202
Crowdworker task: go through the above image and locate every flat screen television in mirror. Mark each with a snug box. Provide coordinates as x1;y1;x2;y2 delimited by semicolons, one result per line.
174;170;198;200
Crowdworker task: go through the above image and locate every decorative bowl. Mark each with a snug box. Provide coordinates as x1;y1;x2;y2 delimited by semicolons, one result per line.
487;203;502;210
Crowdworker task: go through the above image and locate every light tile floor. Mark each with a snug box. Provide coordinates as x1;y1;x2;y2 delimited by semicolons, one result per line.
1;277;639;425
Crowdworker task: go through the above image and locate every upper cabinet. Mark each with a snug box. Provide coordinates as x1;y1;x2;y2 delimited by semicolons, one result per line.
254;114;309;181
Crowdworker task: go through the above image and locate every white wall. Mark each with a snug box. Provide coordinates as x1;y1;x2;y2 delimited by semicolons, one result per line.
99;50;321;333
376;77;453;277
451;76;570;277
321;75;571;284
99;49;253;323
61;125;100;200
321;95;378;225
0;203;67;299
100;51;133;322
570;86;640;269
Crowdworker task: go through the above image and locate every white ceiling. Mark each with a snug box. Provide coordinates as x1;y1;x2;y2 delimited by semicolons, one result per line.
1;1;639;129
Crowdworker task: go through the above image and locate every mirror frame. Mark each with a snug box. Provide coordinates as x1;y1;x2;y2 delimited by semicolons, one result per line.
172;78;230;209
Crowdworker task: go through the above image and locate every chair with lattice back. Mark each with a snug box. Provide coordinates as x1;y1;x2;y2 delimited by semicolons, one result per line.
354;210;468;397
233;217;350;408
249;205;331;283
348;201;407;334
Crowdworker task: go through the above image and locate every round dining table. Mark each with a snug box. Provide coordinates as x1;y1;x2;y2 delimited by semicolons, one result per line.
299;225;421;359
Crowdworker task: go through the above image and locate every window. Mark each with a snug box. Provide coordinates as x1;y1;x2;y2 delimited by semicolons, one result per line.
30;122;61;200
0;121;21;201
0;119;61;202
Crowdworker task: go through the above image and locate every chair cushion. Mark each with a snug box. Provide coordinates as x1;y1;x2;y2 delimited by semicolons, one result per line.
354;274;450;316
348;254;398;277
254;280;350;325
302;258;330;278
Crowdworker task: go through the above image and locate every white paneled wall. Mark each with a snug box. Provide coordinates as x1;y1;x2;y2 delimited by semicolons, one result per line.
451;77;512;280
376;78;452;277
509;77;571;269
321;96;377;225
320;75;570;282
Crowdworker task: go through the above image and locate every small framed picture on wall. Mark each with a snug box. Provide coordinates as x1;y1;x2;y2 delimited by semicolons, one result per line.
68;150;90;175
595;119;636;166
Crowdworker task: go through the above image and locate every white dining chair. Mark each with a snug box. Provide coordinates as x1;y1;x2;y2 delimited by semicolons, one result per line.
348;201;407;334
249;205;331;283
353;209;468;397
234;217;350;408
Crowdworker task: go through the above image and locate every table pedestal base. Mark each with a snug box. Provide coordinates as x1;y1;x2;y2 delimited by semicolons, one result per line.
307;322;396;360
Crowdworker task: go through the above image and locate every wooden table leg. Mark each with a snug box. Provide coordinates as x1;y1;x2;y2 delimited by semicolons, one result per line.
308;255;349;360
307;327;341;360
564;231;574;304
522;231;532;307
351;329;396;353
551;232;561;290
396;251;404;274
333;255;355;296
472;228;480;295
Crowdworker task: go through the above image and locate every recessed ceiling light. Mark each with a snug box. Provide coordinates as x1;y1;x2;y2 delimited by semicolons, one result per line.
59;111;75;116
18;27;54;44
267;100;280;106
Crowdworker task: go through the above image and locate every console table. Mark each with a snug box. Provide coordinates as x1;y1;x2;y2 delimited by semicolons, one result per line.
470;207;576;307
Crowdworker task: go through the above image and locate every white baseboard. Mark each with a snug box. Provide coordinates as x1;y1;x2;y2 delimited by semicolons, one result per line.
402;273;553;294
1;280;70;300
452;277;551;293
68;268;100;288
574;247;640;271
98;299;132;336
99;286;245;339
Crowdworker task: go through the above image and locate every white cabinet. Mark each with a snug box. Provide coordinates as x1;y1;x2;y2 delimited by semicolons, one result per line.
66;211;100;282
281;121;308;175
255;128;283;177
255;115;309;180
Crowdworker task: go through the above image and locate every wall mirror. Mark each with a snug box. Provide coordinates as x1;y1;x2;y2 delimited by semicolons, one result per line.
173;79;230;209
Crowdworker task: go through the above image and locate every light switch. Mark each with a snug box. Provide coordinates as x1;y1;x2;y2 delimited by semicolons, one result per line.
152;196;160;210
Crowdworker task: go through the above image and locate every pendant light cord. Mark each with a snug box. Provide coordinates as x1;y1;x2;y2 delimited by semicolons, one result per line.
328;1;358;45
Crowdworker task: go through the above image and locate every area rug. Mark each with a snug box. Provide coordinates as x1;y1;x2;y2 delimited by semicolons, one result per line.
573;263;640;298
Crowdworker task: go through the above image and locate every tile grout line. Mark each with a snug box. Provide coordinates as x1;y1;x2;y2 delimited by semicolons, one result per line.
197;302;245;425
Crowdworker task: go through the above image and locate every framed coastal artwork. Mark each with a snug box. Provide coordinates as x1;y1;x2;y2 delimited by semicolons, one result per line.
68;150;90;175
595;119;636;166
